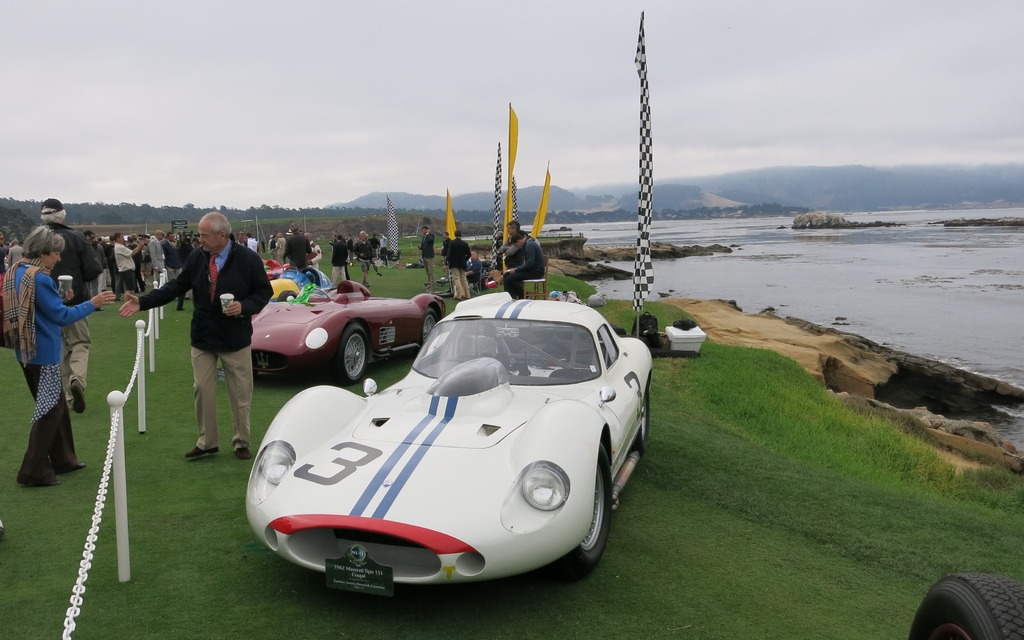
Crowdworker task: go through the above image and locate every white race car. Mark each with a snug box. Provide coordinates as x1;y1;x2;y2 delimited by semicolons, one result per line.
247;293;653;594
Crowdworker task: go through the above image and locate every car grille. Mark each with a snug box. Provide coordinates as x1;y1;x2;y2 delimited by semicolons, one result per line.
287;527;443;579
251;350;287;371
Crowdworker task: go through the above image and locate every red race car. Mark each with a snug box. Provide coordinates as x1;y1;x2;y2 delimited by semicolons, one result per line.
251;280;445;385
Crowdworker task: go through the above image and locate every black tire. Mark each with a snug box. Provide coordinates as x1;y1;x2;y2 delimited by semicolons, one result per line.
908;573;1024;640
421;308;439;344
277;290;297;302
554;447;612;581
631;378;651;456
332;324;369;385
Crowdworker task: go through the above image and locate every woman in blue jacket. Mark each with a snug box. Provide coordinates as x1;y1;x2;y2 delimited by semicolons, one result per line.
2;226;115;486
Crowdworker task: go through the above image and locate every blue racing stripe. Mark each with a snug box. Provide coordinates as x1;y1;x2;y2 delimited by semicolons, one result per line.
371;396;459;519
508;300;531;319
496;298;518;318
349;395;440;517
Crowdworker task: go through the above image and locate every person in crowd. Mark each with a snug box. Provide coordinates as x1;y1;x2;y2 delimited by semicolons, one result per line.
175;234;199;311
273;232;287;263
496;220;527;271
419;225;436;291
131;235;147;291
466;250;483;290
379;234;390;266
162;231;183;283
446;229;472;300
0;230;8;288
369;234;381;261
352;231;375;288
8;239;25;266
330;234;349;283
501;232;545;300
2;225;116;486
112;232;146;302
81;230;105;297
118;212;272;461
441;232;451;260
246;232;258;253
284;228;310;269
149;230;167;285
306;232;322;269
40;199;103;414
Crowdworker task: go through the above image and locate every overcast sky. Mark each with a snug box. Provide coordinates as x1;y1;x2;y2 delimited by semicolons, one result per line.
4;0;1023;209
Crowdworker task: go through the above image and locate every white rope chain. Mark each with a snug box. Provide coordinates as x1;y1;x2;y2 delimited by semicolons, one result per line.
61;320;146;639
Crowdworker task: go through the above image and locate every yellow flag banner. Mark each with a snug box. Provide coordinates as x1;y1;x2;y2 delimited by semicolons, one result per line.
503;104;518;242
532;164;551;238
445;189;456;240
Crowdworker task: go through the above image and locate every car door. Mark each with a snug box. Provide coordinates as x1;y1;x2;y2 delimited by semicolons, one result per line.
595;324;644;467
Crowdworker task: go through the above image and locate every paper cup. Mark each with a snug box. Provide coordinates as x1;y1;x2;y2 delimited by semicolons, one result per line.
58;275;73;293
220;293;234;312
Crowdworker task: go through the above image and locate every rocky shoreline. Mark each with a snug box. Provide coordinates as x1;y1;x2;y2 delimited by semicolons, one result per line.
664;298;1024;473
548;237;1024;472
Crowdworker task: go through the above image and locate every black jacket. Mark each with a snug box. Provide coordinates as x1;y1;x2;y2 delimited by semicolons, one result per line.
136;243;272;352
46;221;102;305
446;238;471;269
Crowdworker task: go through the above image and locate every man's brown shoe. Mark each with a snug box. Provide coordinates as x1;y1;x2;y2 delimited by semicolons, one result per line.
185;446;219;459
234;447;252;460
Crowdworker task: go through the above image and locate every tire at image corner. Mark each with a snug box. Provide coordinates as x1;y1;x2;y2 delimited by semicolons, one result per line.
908;573;1024;640
332;324;369;385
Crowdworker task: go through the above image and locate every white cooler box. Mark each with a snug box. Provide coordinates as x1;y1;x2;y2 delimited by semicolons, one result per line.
665;325;707;353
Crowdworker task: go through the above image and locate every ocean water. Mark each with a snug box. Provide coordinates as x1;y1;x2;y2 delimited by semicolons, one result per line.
572;208;1024;445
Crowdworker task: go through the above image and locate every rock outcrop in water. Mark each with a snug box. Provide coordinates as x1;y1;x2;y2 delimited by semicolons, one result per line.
940;217;1024;227
792;212;904;229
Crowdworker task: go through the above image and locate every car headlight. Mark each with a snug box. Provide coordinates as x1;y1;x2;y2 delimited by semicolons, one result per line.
247;440;296;505
519;461;570;511
305;327;329;350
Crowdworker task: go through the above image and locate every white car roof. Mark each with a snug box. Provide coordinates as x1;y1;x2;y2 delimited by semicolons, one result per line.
445;293;610;331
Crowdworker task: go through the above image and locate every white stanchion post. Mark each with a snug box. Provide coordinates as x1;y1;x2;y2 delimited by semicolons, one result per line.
107;390;131;583
153;276;161;329
148;307;156;373
136;320;147;434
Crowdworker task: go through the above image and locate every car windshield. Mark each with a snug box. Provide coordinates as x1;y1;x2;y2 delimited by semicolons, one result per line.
413;318;601;385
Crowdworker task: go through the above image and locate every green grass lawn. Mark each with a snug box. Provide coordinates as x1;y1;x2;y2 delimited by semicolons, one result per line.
3;270;1024;639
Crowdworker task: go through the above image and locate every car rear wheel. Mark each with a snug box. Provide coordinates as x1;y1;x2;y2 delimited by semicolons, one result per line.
908;573;1024;640
421;308;439;343
553;447;611;581
332;324;369;385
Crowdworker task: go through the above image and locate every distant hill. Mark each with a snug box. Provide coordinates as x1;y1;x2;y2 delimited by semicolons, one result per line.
332;164;1024;214
335;183;742;214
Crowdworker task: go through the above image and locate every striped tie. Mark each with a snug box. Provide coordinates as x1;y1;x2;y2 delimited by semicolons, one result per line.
209;252;219;301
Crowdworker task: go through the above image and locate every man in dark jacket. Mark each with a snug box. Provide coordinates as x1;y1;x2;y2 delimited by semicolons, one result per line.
41;198;103;413
119;212;272;461
502;232;545;300
445;230;472;300
284;228;310;269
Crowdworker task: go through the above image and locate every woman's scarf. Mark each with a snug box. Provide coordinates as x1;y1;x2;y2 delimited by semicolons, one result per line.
1;258;48;362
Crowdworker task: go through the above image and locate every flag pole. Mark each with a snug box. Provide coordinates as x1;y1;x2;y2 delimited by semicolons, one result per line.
633;11;655;337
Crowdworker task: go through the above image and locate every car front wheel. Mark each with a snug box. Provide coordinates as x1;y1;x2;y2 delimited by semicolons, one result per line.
553;447;612;581
332;324;369;385
908;573;1024;640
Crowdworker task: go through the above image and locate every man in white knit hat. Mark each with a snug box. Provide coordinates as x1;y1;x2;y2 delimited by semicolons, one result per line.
40;198;103;413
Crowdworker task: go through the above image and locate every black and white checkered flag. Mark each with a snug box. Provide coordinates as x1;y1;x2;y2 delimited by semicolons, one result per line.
493;143;503;263
633;11;655;314
386;196;399;255
511;175;520;223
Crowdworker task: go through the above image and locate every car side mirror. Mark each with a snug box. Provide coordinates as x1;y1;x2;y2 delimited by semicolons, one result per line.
363;378;378;396
599;386;616;405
